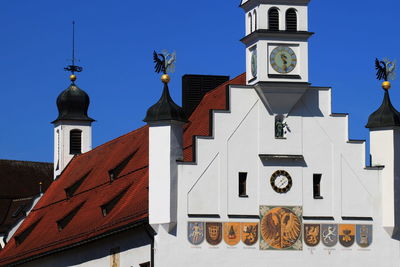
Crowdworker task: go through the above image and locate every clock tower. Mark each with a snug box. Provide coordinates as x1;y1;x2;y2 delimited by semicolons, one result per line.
240;0;313;115
241;0;312;84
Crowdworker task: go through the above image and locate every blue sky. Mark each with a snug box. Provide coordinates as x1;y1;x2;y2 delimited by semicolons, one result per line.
0;0;399;162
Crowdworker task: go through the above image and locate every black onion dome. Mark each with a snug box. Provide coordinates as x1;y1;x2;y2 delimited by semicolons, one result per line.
366;90;400;128
144;84;188;123
52;83;94;123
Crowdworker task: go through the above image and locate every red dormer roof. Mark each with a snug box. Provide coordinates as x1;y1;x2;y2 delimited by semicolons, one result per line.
0;73;245;266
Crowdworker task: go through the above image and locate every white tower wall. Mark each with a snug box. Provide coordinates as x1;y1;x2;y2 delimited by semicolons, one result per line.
53;121;92;178
370;128;400;236
149;122;183;232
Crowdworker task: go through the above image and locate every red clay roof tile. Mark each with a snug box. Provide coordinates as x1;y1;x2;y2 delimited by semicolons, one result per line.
0;73;245;265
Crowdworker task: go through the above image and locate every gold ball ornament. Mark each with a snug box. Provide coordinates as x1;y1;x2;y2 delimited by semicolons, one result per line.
382;81;391;90
161;74;170;84
70;74;77;82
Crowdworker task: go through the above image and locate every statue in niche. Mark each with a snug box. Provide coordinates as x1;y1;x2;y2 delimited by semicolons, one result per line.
275;116;289;138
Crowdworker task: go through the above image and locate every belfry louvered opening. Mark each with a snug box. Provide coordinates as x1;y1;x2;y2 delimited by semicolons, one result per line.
268;8;279;31
65;171;91;198
70;129;82;155
57;202;85;231
286;9;297;31
101;187;129;216
15;218;41;245
108;150;138;181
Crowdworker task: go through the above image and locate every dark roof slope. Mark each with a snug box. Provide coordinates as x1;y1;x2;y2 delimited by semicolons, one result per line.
0;73;246;265
366;89;400;128
53;83;94;123
0;160;53;235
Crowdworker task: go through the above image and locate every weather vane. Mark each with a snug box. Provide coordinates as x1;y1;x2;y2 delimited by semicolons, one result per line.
64;21;83;83
153;50;176;84
375;58;396;90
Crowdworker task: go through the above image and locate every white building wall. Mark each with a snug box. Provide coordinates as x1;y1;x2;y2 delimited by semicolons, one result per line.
152;84;400;266
19;227;151;267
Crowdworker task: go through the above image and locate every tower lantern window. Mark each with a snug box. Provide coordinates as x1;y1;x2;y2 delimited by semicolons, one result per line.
268;8;279;31
286;9;297;31
70;129;82;155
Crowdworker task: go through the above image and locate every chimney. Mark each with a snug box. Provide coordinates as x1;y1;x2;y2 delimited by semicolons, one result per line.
182;75;229;117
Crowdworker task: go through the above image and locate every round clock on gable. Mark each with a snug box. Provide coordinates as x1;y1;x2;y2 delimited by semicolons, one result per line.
270;170;293;193
270;46;297;74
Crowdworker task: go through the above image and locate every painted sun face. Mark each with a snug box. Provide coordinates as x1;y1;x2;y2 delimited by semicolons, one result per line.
270;46;297;74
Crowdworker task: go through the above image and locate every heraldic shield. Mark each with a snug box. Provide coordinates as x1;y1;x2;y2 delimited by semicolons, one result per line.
259;206;302;250
304;224;320;247
339;224;355;247
321;224;338;247
188;222;205;245
206;222;222;245
224;222;241;246
356;224;373;248
241;222;258;246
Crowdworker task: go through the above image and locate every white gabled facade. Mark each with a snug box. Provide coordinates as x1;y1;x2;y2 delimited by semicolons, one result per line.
147;0;400;266
151;82;400;267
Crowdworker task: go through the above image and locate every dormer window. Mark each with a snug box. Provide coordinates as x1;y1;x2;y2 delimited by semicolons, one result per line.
108;150;137;182
15;218;41;245
57;202;85;231
268;8;279;31
70;129;82;155
101;188;129;216
65;171;91;198
286;9;297;31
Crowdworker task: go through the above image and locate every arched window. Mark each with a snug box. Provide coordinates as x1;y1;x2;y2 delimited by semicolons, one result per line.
248;13;253;33
70;129;82;155
268;8;279;31
286;9;297;31
253;10;257;31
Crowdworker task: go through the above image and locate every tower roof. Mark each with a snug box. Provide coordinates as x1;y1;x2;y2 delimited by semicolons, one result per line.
366;89;400;129
143;83;188;123
52;83;94;123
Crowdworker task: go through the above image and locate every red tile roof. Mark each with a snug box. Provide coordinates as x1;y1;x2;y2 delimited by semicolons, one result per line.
0;73;245;266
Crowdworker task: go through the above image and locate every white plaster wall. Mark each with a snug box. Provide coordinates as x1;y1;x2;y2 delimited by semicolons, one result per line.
19;227;151;267
149;123;182;228
152;84;400;266
54;121;92;178
370;129;398;234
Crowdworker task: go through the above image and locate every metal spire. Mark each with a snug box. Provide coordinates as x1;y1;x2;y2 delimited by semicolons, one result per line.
64;21;83;82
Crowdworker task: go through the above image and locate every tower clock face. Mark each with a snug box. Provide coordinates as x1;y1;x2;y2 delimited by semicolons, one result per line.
270;46;297;74
270;170;293;193
251;49;257;78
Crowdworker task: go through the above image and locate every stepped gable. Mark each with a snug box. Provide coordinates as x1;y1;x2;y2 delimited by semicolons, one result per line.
183;73;246;162
0;73;245;265
0;160;53;236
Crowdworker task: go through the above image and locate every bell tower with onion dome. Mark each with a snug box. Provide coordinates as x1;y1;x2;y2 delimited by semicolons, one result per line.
52;22;94;179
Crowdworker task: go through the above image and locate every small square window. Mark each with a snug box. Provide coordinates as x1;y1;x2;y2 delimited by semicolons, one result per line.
313;174;323;199
239;172;248;197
